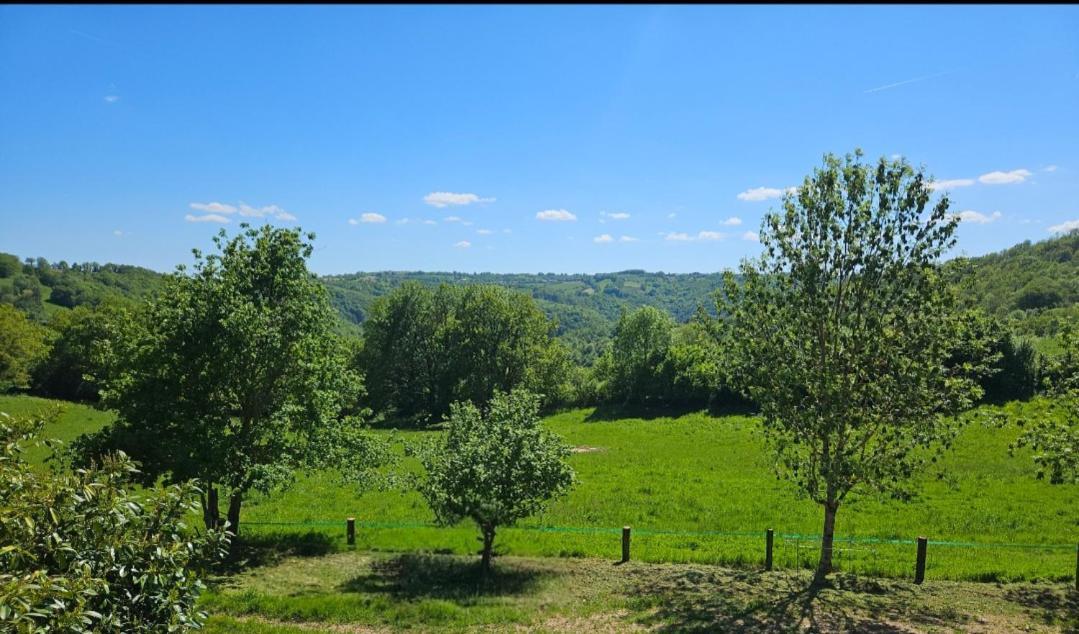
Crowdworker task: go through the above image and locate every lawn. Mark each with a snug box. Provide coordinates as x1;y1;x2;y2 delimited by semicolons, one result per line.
199;550;1078;633
3;394;1077;582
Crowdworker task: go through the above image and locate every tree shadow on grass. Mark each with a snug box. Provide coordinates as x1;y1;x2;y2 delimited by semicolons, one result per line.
216;530;338;575
339;553;548;602
1004;585;1079;633
628;569;968;633
585;403;708;422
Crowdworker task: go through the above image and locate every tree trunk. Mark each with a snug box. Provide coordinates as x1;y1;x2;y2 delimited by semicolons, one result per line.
815;500;839;583
226;491;243;536
480;524;496;574
201;486;220;530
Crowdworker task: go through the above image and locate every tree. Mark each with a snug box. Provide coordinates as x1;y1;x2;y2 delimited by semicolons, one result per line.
84;225;385;535
417;389;575;572
0;410;230;631
596;306;676;405
720;150;979;581
0;304;50;392
32;301;130;401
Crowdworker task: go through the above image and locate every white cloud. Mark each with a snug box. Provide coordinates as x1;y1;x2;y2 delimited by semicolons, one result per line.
667;212;677;219
348;219;359;225
454;240;471;248
927;178;975;191
664;230;728;242
1048;219;1079;234
742;231;759;242
104;95;120;103
190;202;237;214
619;235;638;242
477;229;494;235
396;218;411;225
1044;165;1058;173
601;211;630;220
536;209;577;222
978;169;1032;185
593;234;614;244
185;213;230;223
954;210;1002;224
737;187;786;202
720;216;742;226
113;229;126;237
275;211;297;222
359;212;387;224
444;216;464;223
424;192;495;208
423;219;438;225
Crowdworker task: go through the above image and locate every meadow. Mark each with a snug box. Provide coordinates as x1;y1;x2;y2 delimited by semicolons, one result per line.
5;394;1077;584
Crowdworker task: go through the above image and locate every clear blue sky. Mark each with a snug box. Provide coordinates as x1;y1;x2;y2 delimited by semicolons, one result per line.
1;5;1077;274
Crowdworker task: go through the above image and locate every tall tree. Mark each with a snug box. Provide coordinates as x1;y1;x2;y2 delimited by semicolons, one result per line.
721;150;979;581
0;304;50;392
87;225;384;534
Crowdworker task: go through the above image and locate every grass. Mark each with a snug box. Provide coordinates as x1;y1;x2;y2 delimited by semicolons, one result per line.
3;393;1077;582
199;550;1079;633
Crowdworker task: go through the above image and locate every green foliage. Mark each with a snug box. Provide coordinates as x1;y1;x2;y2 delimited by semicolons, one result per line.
416;390;575;570
359;283;571;424
0;410;230;632
1012;324;1079;484
82;225;385;534
722;150;980;578
31;302;130;402
0;304;50;392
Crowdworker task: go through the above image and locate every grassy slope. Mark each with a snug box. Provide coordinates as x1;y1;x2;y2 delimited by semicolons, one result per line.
199;551;1078;633
4;395;1076;582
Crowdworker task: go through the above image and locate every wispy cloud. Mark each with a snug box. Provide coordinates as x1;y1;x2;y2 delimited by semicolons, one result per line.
104;95;120;104
1048;219;1079;234
190;201;293;221
927;178;975;191
720;216;742;226
190;202;236;214
423;219;438;225
593;234;614;244
742;231;759;242
477;229;494;235
454;240;471;248
396;218;411;225
424;192;495;208
664;230;727;242
978;169;1032;185
737;186;794;202
601;211;630;220
358;212;387;224
185;213;230;224
954;210;1002;224
536;209;577;222
863;70;953;94
444;216;465;223
113;229;127;237
1044;165;1058;173
619;235;638;242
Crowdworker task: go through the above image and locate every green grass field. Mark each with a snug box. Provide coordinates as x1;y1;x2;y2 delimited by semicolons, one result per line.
3;394;1077;583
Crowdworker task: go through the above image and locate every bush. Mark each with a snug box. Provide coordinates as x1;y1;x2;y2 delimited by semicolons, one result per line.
0;410;230;631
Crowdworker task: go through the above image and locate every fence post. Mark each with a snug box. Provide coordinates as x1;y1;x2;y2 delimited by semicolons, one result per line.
914;536;927;584
765;529;774;571
621;526;631;563
346;517;355;546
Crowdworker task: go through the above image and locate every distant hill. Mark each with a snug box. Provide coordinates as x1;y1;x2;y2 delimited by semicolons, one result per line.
5;230;1079;362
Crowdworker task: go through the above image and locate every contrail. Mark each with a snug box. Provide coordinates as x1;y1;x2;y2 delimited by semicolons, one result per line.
863;70;954;94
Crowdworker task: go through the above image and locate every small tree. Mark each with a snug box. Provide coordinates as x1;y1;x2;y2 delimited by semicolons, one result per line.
1012;324;1079;484
0;304;50;392
417;389;575;572
721;150;980;581
85;224;385;535
0;410;229;631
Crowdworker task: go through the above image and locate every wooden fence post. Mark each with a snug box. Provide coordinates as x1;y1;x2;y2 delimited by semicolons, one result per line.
347;517;355;546
914;536;927;584
621;526;631;563
765;529;774;571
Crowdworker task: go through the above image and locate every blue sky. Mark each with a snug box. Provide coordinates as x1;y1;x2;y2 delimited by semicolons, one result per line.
1;5;1077;274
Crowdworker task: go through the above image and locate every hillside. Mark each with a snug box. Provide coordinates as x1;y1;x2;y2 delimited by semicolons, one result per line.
5;230;1079;362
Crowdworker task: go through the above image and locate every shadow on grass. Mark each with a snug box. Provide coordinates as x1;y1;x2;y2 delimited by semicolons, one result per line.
339;553;547;601
1004;585;1079;633
629;569;966;633
585;398;757;423
217;530;338;575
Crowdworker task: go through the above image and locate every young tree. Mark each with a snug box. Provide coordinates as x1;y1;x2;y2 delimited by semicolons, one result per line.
0;410;230;631
720;150;979;581
596;306;676;405
417;389;575;572
85;225;384;534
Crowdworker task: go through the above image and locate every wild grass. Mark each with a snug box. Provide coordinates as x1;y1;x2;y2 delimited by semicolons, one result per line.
3;394;1076;582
